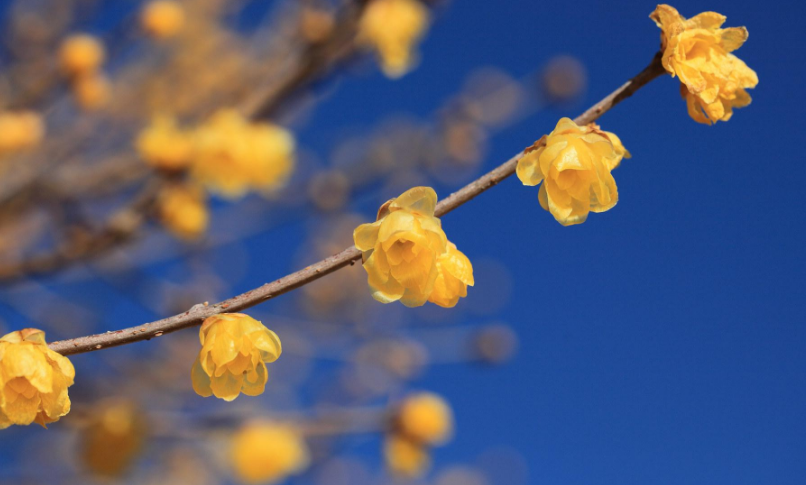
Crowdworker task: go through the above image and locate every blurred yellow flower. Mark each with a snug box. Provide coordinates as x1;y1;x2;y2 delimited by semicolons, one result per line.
73;72;111;111
359;0;429;78
428;242;474;308
191;313;281;401
516;118;628;226
158;184;208;240
0;111;44;154
396;392;453;446
650;4;758;124
231;421;309;484
59;34;105;77
354;187;448;307
136;116;194;170
384;435;430;478
80;400;146;477
192;110;295;198
0;329;75;429
141;1;186;39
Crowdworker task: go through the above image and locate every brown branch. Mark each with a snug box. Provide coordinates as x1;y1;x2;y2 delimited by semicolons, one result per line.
48;53;666;356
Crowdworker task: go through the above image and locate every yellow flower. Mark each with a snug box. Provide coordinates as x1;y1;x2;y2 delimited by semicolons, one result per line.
516;118;628;226
0;111;44;154
231;422;309;485
157;184;208;240
384;435;430;478
73;72;111;111
80;400;147;477
136;115;195;170
650;4;758;124
190;313;281;401
141;1;186;39
358;0;429;78
192;110;295;198
354;187;448;307
0;329;75;429
428;242;474;308
59;34;105;77
396;392;453;446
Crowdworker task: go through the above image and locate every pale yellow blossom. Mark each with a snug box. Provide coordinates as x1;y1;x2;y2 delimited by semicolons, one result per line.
192;110;295;198
191;313;281;401
59;34;105;77
0;111;44;154
354;187;448;307
0;329;75;429
141;1;186;39
136;116;194;170
516;118;628;226
384;435;430;478
396;392;453;445
428;242;474;308
80;400;146;477
157;184;208;240
650;4;758;124
231;422;309;484
73;72;111;111
359;0;429;78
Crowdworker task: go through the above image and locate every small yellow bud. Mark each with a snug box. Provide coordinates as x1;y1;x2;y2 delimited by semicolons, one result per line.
136;116;194;170
354;187;449;307
0;111;45;154
80;400;147;477
141;1;186;39
231;422;309;484
0;329;75;429
73;72;111;111
516;118;628;226
358;0;429;78
396;392;453;446
384;435;431;478
191;313;281;401
650;4;758;124
157;184;208;240
59;34;105;77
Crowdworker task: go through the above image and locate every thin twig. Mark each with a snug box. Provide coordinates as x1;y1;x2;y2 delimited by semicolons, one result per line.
48;53;666;356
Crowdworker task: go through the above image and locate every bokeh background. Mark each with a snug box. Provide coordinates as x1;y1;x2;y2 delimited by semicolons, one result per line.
1;0;804;484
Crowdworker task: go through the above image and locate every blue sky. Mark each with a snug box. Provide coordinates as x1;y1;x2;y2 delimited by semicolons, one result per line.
2;1;805;484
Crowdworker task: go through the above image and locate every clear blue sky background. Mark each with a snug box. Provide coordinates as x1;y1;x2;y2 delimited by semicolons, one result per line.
2;1;805;484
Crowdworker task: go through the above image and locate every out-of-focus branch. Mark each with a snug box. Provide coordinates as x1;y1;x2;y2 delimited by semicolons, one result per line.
48;52;666;356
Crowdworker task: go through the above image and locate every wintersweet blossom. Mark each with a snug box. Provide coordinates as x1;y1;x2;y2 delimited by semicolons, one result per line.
354;187;448;307
191;110;295;198
136;116;194;170
650;4;758;124
59;34;105;77
0;329;75;429
0;111;44;154
73;72;110;111
396;392;454;445
80;400;146;477
384;435;430;478
190;313;282;401
358;0;429;78
141;1;186;39
157;184;208;240
230;422;310;485
516;118;629;226
428;242;474;308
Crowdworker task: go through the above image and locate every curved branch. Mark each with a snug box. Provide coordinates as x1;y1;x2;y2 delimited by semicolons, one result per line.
49;53;666;356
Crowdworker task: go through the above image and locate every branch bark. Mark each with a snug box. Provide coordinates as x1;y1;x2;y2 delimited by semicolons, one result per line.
48;53;666;356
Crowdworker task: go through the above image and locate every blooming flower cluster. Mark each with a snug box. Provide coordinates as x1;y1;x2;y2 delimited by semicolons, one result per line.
0;111;45;155
354;187;474;308
191;313;282;401
0;329;74;429
385;392;454;478
517;118;629;226
650;4;758;124
59;34;110;111
230;421;310;484
358;0;429;78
